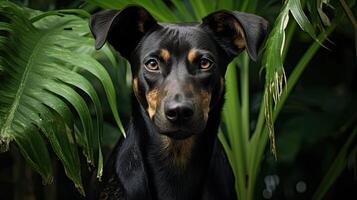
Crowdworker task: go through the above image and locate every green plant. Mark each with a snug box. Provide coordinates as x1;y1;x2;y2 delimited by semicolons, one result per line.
0;0;124;194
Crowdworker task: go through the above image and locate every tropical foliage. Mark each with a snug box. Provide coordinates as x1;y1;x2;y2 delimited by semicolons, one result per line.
0;0;124;194
0;0;356;199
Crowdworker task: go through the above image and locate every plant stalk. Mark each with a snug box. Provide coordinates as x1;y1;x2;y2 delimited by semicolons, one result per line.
247;13;341;200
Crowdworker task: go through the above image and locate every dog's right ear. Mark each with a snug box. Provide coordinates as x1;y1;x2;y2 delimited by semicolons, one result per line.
89;5;158;59
200;10;268;61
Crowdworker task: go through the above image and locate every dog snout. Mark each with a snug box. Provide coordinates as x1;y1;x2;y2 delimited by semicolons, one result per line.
164;100;194;123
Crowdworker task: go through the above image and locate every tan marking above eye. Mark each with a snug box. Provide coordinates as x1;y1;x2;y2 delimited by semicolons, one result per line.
160;48;170;62
187;48;198;63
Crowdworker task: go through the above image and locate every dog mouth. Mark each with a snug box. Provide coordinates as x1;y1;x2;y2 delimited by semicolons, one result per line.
160;129;195;140
154;119;207;140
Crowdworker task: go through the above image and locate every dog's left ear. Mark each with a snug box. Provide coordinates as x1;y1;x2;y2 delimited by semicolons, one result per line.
89;5;158;59
201;10;268;61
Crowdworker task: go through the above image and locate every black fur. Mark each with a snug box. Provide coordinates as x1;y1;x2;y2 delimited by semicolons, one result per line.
89;5;268;200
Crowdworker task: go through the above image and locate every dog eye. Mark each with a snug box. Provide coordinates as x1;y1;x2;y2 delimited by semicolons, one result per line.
144;59;159;71
199;58;213;70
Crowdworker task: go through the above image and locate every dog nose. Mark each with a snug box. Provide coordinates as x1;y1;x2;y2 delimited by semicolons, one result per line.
165;101;194;123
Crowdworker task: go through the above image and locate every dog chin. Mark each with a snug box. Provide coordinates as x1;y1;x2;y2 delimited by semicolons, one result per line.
160;130;196;140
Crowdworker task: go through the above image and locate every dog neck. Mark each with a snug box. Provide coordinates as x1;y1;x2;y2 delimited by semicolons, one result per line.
128;97;224;200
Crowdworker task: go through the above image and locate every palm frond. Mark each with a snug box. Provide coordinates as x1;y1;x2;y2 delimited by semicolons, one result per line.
261;1;290;157
0;1;122;193
261;0;320;157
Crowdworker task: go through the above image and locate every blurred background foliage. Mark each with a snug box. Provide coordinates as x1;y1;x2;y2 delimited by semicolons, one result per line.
0;0;356;199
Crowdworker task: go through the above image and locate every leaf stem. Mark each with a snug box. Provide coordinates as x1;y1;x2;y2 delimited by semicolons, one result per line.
339;0;357;30
240;52;250;170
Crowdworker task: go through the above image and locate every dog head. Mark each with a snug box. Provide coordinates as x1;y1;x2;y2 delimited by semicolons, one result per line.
90;5;268;140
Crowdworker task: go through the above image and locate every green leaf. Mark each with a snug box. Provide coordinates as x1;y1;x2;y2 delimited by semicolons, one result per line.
189;0;208;20
84;0;125;9
312;125;357;200
217;0;234;10
47;47;125;137
262;0;322;157
33;101;84;194
0;1;121;192
222;61;246;199
171;0;195;21
261;2;290;157
12;123;53;184
288;0;317;40
85;0;177;21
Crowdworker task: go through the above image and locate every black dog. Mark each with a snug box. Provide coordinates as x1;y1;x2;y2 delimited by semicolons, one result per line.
89;5;267;200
